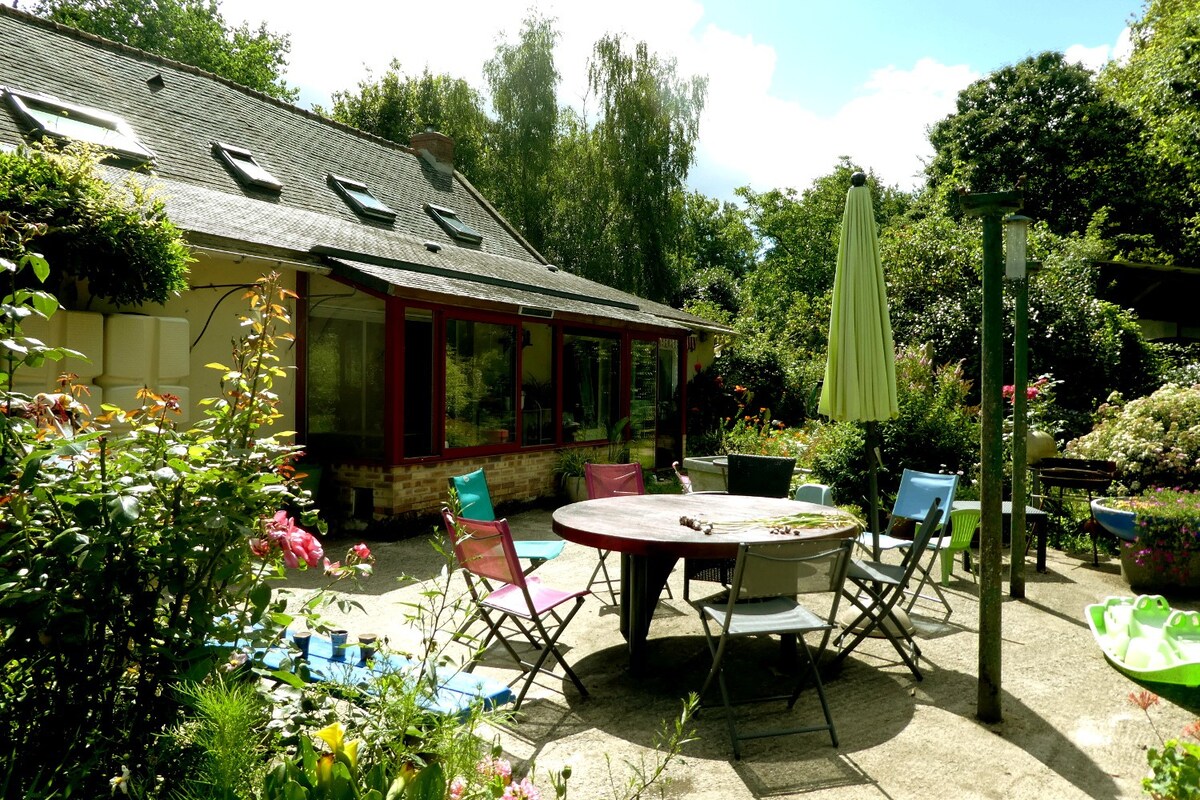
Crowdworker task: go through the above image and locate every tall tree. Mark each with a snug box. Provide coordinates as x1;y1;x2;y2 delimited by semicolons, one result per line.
1104;0;1200;263
926;52;1147;242
483;13;560;253
329;63;491;182
35;0;296;101
583;34;707;301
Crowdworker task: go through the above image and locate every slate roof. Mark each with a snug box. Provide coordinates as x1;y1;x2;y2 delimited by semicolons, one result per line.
0;6;729;335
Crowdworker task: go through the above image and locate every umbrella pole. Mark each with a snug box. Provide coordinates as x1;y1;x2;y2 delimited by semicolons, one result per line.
867;421;882;560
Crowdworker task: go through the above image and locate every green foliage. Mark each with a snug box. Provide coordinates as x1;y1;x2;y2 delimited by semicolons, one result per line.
1145;740;1200;800
0;265;315;795
926;51;1148;245
1103;0;1200;263
170;676;273;800
584;34;708;301
670;190;757;296
0;143;191;306
261;723;432;800
482;12;560;253
808;347;979;514
329;62;490;181
35;0;297;101
1067;384;1200;493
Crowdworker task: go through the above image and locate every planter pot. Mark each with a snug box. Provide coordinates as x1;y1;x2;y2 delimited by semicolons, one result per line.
682;456;728;492
1091;497;1139;542
682;455;810;494
563;476;588;504
1119;543;1200;596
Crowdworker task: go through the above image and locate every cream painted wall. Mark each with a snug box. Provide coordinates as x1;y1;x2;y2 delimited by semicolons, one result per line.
84;256;300;432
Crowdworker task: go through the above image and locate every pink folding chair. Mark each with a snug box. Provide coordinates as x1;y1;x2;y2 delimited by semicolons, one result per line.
583;462;658;604
441;509;590;709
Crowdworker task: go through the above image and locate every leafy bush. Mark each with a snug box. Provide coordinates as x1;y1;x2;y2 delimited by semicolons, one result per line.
1066;384;1200;492
0;265;317;794
0;143;190;306
808;346;978;513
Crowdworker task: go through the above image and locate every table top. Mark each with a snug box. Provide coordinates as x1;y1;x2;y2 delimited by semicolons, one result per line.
551;493;858;559
952;500;1047;516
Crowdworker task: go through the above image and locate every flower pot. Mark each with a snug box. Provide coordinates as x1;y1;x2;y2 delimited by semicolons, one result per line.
563;475;588;504
1119;543;1200;596
682;456;728;492
358;633;378;662
1091;497;1138;542
292;631;312;658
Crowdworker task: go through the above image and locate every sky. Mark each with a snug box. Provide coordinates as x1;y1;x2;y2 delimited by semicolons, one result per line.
220;0;1143;202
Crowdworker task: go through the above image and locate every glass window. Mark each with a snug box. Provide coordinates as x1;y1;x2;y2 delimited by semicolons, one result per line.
403;308;435;457
305;277;386;459
330;174;396;221
445;319;516;448
213;141;282;192
562;331;620;442
427;203;483;244
521;322;554;446
5;88;154;162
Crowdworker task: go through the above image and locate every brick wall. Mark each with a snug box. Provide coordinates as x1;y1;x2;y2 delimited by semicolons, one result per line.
330;450;561;518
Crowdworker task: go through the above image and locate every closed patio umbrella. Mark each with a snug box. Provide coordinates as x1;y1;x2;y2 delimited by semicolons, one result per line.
818;172;898;558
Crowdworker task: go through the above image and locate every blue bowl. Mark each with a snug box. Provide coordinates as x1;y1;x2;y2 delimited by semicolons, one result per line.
1092;497;1138;542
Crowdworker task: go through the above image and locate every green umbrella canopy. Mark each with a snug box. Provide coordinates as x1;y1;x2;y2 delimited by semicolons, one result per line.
818;175;898;423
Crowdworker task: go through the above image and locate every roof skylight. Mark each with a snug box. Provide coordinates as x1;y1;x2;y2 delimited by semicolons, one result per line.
213;141;282;192
426;203;483;244
4;87;154;163
329;174;395;221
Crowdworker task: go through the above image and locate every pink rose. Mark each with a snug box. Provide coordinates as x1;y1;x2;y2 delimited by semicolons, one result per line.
352;542;371;560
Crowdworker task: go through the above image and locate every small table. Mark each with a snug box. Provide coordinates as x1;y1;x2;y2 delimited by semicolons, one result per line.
951;500;1050;573
552;493;856;671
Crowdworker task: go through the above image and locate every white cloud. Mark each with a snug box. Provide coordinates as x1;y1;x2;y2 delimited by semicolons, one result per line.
1064;26;1135;71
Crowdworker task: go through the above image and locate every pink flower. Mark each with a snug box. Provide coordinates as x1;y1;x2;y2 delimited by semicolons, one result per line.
352;542;371;560
265;512;324;568
249;537;271;558
503;777;542;800
323;558;341;575
448;776;466;800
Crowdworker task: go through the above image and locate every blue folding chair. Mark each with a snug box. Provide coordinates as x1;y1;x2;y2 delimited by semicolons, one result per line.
855;469;959;614
449;469;565;573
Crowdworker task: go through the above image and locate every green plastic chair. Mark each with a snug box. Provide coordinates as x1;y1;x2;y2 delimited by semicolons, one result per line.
940;506;981;586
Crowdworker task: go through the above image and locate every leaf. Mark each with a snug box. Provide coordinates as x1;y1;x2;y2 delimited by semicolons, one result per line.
30;293;58;318
109;494;140;527
26;253;50;283
268;668;308;689
205;362;230;371
250;581;272;615
406;763;446;800
18;457;42;491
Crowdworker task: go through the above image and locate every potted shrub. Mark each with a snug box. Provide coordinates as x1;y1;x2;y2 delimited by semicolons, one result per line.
1099;489;1200;593
553;448;595;503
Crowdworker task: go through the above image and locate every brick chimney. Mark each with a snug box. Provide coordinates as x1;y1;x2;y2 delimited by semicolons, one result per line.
410;128;455;175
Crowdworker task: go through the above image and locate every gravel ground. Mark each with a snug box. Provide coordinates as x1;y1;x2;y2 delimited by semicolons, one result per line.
280;506;1200;800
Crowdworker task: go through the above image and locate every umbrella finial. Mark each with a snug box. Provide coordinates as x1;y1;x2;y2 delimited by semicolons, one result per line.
851;171;867;187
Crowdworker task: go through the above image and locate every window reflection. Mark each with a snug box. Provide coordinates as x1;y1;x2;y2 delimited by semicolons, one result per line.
521;322;555;446
562;332;620;442
306;278;386;459
445;319;516;448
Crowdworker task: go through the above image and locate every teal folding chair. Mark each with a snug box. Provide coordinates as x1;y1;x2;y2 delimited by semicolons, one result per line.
449;469;565;573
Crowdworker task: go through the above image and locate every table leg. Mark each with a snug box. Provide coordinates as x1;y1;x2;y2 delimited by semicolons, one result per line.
619;552;678;672
1036;518;1047;573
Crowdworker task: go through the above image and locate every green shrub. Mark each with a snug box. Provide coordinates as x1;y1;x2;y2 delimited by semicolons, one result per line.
0;143;190;306
1066;384;1200;492
808;346;979;513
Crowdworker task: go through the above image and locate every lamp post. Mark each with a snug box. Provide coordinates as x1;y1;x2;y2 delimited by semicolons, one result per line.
1006;214;1030;600
961;189;1022;724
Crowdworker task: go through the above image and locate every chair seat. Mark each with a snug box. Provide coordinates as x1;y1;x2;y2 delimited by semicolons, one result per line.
700;597;828;637
513;540;566;562
483;576;589;618
847;557;905;586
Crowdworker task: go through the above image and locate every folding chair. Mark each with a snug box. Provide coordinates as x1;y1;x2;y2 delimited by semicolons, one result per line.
834;498;943;681
583;462;652;605
449;468;565;574
683;454;797;600
440;509;589;710
855;469;958;613
696;537;854;759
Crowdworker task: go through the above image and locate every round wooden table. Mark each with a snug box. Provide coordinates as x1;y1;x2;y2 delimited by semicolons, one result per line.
552;493;857;671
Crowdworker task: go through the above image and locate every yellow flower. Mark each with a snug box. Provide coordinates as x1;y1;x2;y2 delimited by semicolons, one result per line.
315;722;345;753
